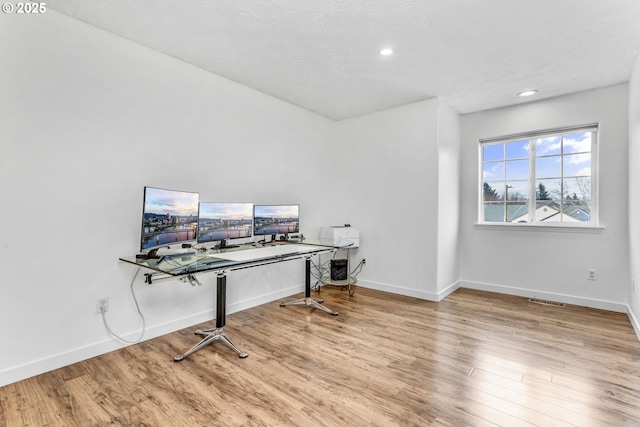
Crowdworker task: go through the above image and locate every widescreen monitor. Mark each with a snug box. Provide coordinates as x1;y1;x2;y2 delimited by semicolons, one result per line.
140;186;199;252
253;204;299;237
197;202;253;245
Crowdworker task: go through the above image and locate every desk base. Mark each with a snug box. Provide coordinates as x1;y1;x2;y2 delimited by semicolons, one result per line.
280;297;338;316
174;327;248;361
279;258;339;316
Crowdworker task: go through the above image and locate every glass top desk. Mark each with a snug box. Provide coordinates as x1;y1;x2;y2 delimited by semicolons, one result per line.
119;239;352;361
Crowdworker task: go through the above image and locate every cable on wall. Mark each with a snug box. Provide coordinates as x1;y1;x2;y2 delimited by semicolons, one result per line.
100;267;146;344
349;259;365;279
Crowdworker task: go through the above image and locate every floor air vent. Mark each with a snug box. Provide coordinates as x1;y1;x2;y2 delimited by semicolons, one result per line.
529;298;566;308
529;298;567;307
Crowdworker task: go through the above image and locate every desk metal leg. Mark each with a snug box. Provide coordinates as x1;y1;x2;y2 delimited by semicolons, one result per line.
280;258;338;316
174;272;248;361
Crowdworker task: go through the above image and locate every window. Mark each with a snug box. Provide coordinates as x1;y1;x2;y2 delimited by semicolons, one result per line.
480;124;598;226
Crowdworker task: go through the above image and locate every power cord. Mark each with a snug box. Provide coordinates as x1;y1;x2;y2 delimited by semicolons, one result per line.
311;257;332;280
350;258;366;279
100;267;146;344
311;256;333;291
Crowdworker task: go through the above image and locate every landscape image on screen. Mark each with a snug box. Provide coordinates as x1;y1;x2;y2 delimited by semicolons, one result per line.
141;187;199;251
198;202;253;243
254;205;299;235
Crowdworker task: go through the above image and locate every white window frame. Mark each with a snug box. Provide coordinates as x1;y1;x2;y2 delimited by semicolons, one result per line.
478;123;599;229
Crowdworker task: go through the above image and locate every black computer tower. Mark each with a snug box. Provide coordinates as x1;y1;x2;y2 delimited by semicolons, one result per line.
330;259;348;280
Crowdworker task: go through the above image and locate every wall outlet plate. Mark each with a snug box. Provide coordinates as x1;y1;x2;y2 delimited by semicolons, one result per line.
96;297;109;313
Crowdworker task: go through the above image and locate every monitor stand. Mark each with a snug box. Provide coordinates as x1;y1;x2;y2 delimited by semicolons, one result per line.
135;246;170;259
268;234;294;245
271;233;289;242
215;239;239;249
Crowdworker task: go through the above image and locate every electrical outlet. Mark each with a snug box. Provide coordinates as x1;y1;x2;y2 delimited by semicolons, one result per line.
96;297;109;314
587;269;597;281
362;258;366;265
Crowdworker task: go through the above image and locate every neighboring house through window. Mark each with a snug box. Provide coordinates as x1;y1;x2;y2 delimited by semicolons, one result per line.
480;124;598;226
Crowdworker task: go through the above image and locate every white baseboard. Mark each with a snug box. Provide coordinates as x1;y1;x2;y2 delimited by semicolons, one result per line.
438;281;462;301
0;284;304;388
460;280;628;313
355;279;461;302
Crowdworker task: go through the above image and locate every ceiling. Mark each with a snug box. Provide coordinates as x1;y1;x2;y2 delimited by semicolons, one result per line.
47;0;640;120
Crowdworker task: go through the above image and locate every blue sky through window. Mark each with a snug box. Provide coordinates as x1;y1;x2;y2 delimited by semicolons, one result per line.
484;132;591;183
506;140;528;159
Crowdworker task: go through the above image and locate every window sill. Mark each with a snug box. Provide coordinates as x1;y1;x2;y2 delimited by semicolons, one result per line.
474;223;604;234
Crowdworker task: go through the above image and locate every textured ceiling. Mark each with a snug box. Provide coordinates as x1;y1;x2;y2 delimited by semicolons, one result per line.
47;0;640;120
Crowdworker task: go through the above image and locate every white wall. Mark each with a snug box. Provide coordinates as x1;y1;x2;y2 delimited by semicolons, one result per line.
334;99;460;300
628;53;640;335
460;85;631;311
0;12;337;386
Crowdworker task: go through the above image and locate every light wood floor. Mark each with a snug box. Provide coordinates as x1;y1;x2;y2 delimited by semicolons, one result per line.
2;287;640;426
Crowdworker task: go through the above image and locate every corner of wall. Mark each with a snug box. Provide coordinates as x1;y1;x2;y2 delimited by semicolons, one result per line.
628;305;640;342
627;50;640;341
435;99;462;292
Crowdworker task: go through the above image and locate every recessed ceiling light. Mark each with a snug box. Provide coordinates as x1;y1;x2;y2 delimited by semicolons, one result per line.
517;89;538;97
379;48;393;56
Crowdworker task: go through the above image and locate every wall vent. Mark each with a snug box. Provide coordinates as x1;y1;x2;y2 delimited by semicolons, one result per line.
528;298;566;308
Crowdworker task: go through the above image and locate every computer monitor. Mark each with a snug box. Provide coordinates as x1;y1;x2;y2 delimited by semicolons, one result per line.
197;202;253;247
140;186;199;254
253;204;299;239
